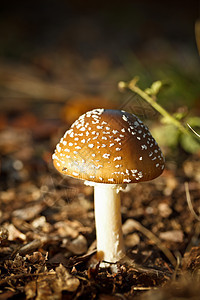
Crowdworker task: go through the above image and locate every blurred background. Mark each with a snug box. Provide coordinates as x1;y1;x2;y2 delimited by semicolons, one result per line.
0;0;200;188
0;0;200;113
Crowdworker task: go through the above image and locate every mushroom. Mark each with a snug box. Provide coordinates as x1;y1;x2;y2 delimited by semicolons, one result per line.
52;109;165;264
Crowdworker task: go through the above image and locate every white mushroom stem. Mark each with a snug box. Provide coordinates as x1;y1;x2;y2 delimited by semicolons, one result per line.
94;183;126;263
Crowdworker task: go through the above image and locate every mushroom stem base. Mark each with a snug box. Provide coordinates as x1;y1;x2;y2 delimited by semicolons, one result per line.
94;183;125;263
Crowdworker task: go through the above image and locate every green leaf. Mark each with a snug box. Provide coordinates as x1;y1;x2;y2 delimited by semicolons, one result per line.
180;133;200;153
187;116;200;128
173;111;187;121
145;80;170;96
182;116;200;153
151;124;180;148
151;81;163;95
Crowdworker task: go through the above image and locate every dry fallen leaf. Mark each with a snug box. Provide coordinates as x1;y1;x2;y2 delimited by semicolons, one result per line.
35;274;61;300
56;264;80;292
0;226;8;242
25;281;37;300
26;252;47;264
182;246;200;271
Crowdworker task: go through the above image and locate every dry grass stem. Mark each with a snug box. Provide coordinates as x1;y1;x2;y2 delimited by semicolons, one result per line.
185;182;200;222
131;219;177;268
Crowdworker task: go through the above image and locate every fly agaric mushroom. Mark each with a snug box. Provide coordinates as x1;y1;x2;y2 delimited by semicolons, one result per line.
52;109;164;264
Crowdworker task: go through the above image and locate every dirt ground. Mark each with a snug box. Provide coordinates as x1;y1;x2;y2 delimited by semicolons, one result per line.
1;89;200;299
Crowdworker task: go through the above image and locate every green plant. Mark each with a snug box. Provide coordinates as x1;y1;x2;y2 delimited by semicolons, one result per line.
118;77;200;154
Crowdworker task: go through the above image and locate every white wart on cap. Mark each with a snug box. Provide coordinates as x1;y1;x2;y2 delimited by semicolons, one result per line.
52;109;165;184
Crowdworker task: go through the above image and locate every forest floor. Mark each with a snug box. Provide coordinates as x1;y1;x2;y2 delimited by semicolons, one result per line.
1;74;200;300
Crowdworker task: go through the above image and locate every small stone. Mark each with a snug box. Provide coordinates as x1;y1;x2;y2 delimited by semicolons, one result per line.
66;234;88;254
122;219;136;235
31;216;46;228
125;233;140;248
6;224;26;241
159;230;183;243
158;203;172;218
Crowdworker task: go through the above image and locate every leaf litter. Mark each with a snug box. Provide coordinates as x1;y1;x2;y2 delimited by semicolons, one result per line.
1;85;200;300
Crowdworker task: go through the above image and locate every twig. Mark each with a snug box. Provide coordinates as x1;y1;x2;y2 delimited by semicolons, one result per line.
171;252;181;281
18;239;47;256
118;255;172;278
185;222;200;254
185;182;200;222
184;182;200;253
132;286;158;291
129;265;172;279
119;79;189;136
130;219;177;268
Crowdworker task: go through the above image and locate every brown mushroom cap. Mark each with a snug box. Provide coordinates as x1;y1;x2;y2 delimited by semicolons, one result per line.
52;109;165;184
